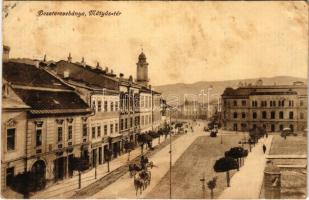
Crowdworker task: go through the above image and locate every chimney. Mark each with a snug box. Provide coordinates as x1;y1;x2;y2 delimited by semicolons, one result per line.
3;45;10;63
119;73;124;78
81;57;86;67
111;69;114;75
105;67;108;73
67;53;72;63
149;84;152;90
43;54;46;62
96;62;102;70
64;70;69;78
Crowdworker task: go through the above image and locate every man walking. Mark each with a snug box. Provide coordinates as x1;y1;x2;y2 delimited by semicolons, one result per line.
262;144;266;154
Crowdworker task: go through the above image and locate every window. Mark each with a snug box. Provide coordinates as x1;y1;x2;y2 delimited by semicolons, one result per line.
6;167;14;186
130;117;133;127
241;100;246;106
104;101;108;112
110;102;114;111
97;126;101;137
115;123;118;132
92;100;96;111
145;96;148;108
253;112;257;119
270;101;272;107
35;122;43;147
110;124;114;134
141;96;144;108
300;100;304;106
233;100;237;107
279;111;284;119
271;111;275;119
279;124;283;131
120;119;124;130
98;100;102;112
282;100;285;107
278;101;281;107
300;112;304;119
233;112;238;119
57;127;63;142
92;127;96;138
262;111;267;119
104;125;108;135
82;124;88;137
289;111;294;119
141;116;144;125
68;125;73;140
125;119;128;129
7;128;15;151
115;101;119;111
273;101;276;107
242;112;246;119
36;129;42;146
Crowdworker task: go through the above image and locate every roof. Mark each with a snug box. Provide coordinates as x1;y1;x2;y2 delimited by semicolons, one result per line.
222;84;307;98
3;61;71;90
13;89;91;115
47;60;119;91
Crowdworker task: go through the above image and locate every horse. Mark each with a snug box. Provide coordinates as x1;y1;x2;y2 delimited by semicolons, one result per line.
133;175;144;196
129;163;142;178
139;170;151;188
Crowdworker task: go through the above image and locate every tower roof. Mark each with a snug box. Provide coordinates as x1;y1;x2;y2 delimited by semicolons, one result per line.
138;52;146;61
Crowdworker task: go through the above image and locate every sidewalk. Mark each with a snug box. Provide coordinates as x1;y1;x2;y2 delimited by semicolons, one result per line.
31;135;165;199
91;125;204;198
219;136;273;199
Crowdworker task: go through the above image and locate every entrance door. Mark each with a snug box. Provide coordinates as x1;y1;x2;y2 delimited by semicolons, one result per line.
92;149;97;167
103;145;108;163
271;124;275;132
68;154;74;177
233;123;238;131
54;157;66;181
98;147;102;165
290;124;294;132
31;160;46;190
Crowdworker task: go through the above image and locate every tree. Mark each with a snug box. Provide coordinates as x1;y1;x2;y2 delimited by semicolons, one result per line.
104;149;113;172
124;140;135;161
225;147;247;170
213;157;238;187
71;156;90;188
10;171;46;198
207;176;217;199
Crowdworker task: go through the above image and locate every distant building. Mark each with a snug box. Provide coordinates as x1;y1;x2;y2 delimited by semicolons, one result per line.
221;80;307;132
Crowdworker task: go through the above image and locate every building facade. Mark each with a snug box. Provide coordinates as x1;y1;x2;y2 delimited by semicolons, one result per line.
221;80;307;132
1;47;165;195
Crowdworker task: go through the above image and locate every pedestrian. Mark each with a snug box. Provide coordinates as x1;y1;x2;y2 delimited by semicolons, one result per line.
262;144;266;154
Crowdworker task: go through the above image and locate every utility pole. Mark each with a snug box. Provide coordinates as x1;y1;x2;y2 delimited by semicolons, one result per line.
200;173;206;199
169;110;173;199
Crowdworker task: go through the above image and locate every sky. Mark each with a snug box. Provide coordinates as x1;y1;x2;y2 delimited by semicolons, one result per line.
3;1;308;86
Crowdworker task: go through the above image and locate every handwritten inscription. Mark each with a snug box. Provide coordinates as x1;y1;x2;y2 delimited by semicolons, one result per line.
37;10;122;17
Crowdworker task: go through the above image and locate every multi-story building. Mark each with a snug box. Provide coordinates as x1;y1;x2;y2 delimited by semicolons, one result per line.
44;56;121;164
2;48;92;190
221;80;307;132
119;74;141;146
1;46;166;195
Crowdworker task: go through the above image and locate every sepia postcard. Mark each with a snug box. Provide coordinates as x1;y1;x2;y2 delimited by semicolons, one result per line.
1;0;308;199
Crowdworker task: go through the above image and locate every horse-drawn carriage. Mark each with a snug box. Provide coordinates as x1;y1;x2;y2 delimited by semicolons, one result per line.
128;156;154;196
